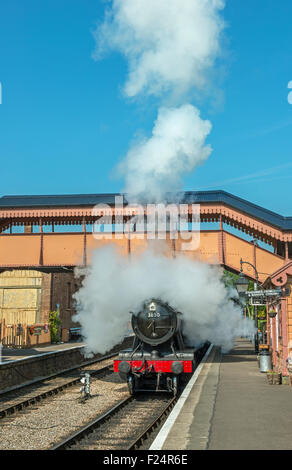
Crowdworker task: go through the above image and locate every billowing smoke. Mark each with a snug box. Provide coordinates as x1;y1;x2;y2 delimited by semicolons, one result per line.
73;245;255;356
118;104;212;202
94;0;225;98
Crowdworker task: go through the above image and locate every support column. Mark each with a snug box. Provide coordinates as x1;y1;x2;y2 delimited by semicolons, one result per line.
266;302;271;347
24;224;32;233
285;241;289;261
83;216;87;266
281;296;289;375
253;240;257;272
218;214;225;265
127;222;131;257
39;218;43;265
172;230;177;259
272;316;277;369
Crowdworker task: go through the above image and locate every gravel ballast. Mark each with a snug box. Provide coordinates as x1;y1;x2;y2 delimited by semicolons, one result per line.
0;371;128;450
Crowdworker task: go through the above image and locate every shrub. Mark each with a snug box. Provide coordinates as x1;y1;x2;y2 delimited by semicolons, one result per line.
49;310;61;343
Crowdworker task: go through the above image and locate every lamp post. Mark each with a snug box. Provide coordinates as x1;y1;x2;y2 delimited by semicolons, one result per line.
238;258;259;287
235;258;260;351
235;259;291;361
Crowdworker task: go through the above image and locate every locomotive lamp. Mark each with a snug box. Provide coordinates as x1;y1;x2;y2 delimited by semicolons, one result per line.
149;302;156;311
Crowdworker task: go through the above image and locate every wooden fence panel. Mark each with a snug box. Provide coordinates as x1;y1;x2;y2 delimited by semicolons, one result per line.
0;321;50;348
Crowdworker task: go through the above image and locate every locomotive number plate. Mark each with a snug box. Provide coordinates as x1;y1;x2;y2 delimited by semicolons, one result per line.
147;312;160;318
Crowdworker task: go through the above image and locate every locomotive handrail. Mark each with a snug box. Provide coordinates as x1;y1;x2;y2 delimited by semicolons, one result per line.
132;358;146;372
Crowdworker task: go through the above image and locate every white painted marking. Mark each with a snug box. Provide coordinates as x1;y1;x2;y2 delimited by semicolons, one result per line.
149;343;214;450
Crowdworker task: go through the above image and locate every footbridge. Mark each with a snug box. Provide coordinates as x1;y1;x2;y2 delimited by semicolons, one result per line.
0;191;291;283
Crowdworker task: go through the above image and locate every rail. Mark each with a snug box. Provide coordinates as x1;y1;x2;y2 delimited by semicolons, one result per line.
0;353;118;419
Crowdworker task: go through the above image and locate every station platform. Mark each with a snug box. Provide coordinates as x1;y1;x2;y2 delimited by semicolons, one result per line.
0;341;84;364
151;338;292;450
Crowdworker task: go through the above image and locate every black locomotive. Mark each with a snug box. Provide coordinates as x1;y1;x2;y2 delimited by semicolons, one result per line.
114;298;196;395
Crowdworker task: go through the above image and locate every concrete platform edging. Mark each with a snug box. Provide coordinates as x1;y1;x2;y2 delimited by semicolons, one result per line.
0;337;132;392
150;343;214;450
0;344;85;365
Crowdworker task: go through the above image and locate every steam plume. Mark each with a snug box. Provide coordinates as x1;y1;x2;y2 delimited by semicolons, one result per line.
94;0;225;98
94;0;226;201
119;104;212;202
73;246;255;356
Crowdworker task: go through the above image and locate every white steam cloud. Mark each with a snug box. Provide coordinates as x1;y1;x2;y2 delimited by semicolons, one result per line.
94;0;226;201
119;104;212;202
94;0;225;98
73;246;255;356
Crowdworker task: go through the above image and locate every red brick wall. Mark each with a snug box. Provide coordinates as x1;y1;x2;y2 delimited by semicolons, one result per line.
50;272;79;329
39;272;52;324
38;271;81;335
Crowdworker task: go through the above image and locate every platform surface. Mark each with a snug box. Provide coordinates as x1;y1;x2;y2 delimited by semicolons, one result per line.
0;341;84;363
160;338;292;450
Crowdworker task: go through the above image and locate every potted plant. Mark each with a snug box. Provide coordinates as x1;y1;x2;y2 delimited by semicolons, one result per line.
266;370;273;384
281;375;290;385
49;310;61;344
272;371;281;385
268;309;277;318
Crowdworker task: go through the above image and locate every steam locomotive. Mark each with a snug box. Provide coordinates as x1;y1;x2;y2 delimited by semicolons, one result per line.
114;298;198;395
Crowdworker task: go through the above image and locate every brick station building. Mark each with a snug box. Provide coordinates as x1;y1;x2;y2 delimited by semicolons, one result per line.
0;269;78;345
0;269;77;326
263;262;292;377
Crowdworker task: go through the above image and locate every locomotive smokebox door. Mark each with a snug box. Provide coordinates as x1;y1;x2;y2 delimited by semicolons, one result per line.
131;299;178;346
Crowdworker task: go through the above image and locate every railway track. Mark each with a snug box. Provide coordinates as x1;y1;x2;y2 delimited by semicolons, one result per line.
50;342;210;451
0;353;117;420
51;393;177;450
0;342;209;450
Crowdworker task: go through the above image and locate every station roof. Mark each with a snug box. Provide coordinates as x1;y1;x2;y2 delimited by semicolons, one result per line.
0;193;118;208
0;190;291;231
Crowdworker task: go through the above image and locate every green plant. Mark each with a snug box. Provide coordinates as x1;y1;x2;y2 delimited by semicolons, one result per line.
49;310;61;343
222;270;239;289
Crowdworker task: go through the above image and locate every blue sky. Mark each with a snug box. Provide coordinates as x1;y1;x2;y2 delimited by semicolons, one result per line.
0;0;292;215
